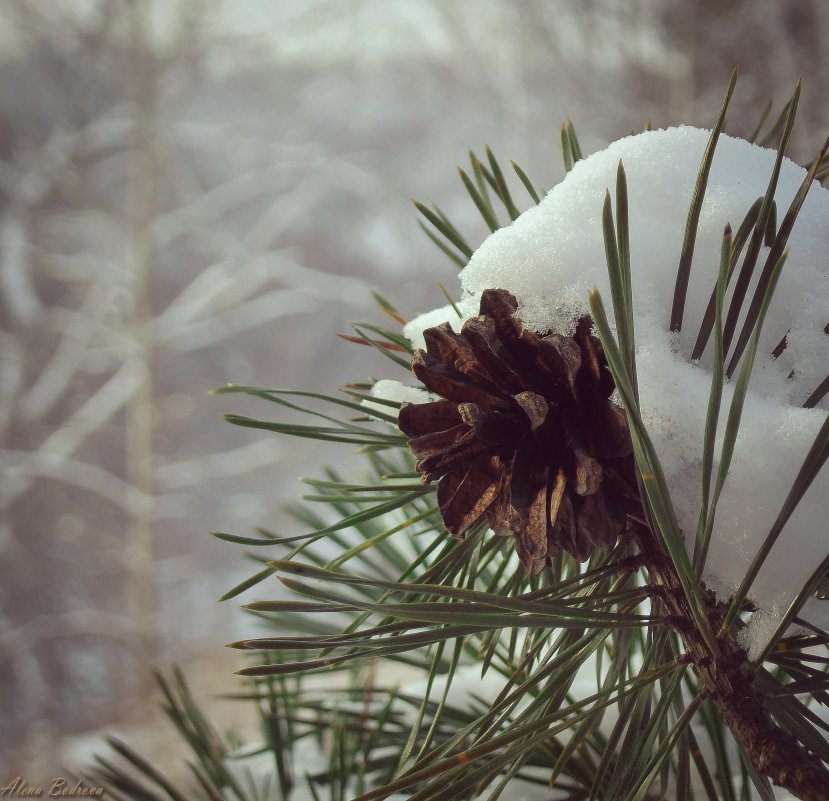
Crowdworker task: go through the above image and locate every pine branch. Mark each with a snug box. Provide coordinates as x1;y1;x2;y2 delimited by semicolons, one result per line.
204;76;829;800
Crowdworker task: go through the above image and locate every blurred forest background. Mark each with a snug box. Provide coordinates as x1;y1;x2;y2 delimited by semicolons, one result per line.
2;0;828;781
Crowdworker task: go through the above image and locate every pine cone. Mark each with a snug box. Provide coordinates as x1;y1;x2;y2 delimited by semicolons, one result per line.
399;288;637;574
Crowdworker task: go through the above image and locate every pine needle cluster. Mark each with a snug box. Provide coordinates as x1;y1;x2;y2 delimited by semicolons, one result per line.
93;73;829;801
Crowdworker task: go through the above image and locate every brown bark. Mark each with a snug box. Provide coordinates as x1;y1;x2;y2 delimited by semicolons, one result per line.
632;520;829;801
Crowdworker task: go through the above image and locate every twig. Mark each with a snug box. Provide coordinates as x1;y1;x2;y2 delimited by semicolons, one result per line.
632;517;829;800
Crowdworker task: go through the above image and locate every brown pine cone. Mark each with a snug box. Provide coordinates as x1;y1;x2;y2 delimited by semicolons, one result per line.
399;288;637;574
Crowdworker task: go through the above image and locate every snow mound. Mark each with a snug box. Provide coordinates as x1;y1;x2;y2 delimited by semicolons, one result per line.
405;126;828;660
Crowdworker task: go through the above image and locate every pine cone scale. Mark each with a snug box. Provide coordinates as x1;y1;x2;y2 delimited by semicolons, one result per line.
460;317;528;394
438;460;501;537
513;391;548;431
398;399;461;436
412;351;505;409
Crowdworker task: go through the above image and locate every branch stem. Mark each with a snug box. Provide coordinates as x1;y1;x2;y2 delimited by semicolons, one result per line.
632;519;829;800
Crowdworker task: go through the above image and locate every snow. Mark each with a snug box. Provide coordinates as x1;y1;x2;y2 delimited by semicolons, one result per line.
404;126;829;661
370;378;434;406
362;379;434;420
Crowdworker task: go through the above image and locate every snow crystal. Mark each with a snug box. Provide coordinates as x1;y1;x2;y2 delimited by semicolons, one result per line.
370;378;434;405
406;126;829;660
362;379;434;419
363;378;434;415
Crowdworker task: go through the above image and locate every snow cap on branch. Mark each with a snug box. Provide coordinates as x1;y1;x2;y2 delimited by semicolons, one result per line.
405;126;829;659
